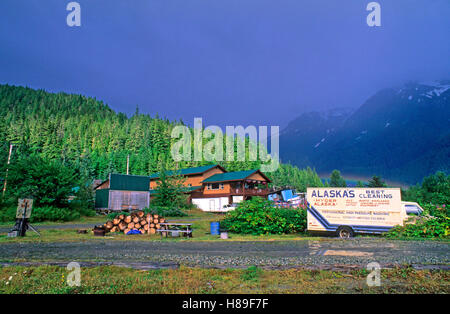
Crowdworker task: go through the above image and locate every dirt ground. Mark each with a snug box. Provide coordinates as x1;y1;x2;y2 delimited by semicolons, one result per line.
0;238;448;270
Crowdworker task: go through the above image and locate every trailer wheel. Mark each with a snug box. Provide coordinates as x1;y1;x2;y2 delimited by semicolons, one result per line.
337;226;354;239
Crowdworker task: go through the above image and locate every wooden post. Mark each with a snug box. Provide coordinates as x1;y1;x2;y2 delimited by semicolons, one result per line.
2;144;13;197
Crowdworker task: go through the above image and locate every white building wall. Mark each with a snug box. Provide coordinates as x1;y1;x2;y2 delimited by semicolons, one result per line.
192;197;230;212
232;196;244;203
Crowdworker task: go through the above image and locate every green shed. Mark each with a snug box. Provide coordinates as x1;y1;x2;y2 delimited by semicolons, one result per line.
94;173;151;211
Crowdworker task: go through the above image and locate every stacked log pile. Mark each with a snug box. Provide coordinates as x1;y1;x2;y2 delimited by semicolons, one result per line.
103;211;166;235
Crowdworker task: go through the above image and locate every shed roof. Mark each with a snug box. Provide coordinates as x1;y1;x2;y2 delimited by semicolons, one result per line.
201;169;271;183
109;173;151;191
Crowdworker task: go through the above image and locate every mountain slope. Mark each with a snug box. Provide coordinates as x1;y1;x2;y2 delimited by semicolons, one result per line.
0;84;324;192
279;107;353;166
0;84;262;181
280;81;450;184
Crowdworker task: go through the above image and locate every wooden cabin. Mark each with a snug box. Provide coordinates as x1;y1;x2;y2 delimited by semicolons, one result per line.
95;164;271;212
149;165;271;211
191;169;271;211
149;164;226;191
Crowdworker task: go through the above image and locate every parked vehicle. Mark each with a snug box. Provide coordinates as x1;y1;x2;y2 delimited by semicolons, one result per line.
402;201;424;216
306;187;405;238
222;203;238;211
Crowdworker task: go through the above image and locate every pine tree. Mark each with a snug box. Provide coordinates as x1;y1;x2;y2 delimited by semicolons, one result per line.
152;160;188;209
6;154;76;207
329;170;346;187
356;180;365;187
367;175;386;187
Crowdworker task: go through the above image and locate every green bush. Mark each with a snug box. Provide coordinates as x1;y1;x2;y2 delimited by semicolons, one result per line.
402;172;450;205
385;206;449;239
6;155;76;208
68;182;96;217
183;202;199;210
69;201;96;217
144;206;187;217
421;203;449;218
73;183;95;211
29;206;81;222
277;208;307;233
385;218;448;239
220;198;306;235
69;200;96;217
75;207;96;217
0;203;83;223
0;207;17;222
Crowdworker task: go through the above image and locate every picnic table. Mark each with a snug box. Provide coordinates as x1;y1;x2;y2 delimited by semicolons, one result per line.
157;222;193;238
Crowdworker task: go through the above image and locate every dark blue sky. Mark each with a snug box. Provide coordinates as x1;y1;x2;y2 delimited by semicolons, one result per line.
1;0;449;128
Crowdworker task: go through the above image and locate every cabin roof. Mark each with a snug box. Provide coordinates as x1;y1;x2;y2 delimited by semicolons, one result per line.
149;164;225;179
201;169;271;183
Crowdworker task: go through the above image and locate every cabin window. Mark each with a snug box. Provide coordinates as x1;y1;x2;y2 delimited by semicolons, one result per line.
208;183;224;190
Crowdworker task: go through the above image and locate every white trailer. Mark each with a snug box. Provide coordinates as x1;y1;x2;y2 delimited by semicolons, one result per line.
306;187;404;238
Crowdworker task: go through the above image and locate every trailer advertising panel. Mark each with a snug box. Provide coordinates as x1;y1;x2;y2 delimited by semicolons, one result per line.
306;187;403;236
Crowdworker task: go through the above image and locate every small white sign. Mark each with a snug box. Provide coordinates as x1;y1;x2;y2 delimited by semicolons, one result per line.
16;199;33;219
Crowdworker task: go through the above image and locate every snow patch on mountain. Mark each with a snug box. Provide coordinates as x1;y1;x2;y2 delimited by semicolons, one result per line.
418;81;450;98
314;137;326;148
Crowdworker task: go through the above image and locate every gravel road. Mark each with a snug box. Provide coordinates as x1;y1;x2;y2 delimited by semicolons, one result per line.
0;224;98;233
0;238;448;269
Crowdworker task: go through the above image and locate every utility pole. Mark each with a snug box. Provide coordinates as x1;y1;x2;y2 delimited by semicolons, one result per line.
2;144;13;197
126;154;129;175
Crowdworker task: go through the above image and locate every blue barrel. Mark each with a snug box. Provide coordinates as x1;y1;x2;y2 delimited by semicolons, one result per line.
210;222;220;235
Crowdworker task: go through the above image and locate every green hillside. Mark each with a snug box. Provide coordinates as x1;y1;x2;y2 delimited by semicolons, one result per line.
0;84;321;191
